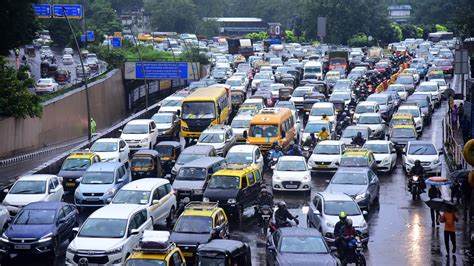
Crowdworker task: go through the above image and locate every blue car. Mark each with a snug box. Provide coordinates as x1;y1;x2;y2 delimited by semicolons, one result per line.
74;162;130;207
0;201;78;258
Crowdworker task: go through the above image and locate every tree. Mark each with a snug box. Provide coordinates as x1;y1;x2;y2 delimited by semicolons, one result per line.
452;0;474;36
0;58;42;118
0;0;40;55
146;0;198;33
196;19;220;38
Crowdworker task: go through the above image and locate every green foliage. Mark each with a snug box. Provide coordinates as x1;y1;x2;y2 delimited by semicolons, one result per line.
0;58;42;118
146;0;198;33
348;33;368;47
411;0;455;26
196;19;220;38
0;0;40;55
452;0;474;36
244;32;270;41
435;24;448;32
390;24;403;42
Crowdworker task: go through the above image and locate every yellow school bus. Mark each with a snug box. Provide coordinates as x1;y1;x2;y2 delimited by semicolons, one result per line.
180;86;231;140
245;108;296;151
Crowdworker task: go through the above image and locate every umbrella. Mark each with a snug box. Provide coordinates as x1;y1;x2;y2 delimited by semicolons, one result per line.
425;199;456;212
449;170;469;181
425;176;451;187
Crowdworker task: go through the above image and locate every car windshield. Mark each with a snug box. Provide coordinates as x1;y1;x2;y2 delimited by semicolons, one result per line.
249;124;278;138
79;218;127;238
392;128;416;138
61;158;91;171
152;114;173;124
231;119;250;128
399;108;420;117
364;144;388;154
277;160;306;171
389;86;406;92
174;216;212;234
123;124;148;134
226;152;253;164
208;175;240;189
367;96;387;105
305;67;321;73
198;133;224;143
355;105;375;113
182;101;216;119
177;154;202;165
304;123;328;133
275;102;295;110
125;259;166;266
407;98;428;108
161;99;182;107
340;156;368;167
396;76;414;84
112;190;151;205
91;142;117;152
38;79;52;84
81;171;114;184
14;209;56;225
226;80;242;86
10;181;46;194
331;172;368;185
358;116;381;124
131;156;153;167
314;144;340;155
324;201;360;215
342;128;368;139
330;93;350;101
334;81;351;90
155;146;173;157
292;89;310;97
279;236;327;254
408;144;437;155
177;167;207;180
417;85;437;92
310;107;334;116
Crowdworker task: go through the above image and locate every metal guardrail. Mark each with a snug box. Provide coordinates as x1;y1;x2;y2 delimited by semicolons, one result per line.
443;112;470;171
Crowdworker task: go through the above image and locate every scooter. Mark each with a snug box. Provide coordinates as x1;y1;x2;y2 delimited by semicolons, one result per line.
341;236;366;266
269;215;299;234
259;205;273;237
410;175;421;200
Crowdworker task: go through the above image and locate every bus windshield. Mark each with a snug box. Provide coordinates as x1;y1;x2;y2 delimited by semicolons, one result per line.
182;101;216;119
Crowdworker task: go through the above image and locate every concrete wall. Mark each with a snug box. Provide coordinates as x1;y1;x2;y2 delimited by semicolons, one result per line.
0;69;127;157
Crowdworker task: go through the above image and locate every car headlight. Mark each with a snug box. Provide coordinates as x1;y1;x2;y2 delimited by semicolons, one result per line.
182;126;189;131
360;220;367;228
105;246;123;255
0;233;9;243
228;198;236;204
193;189;204;195
355;192;368;200
38;232;53;243
303;175;310;181
203;197;210;203
433;158;440;164
67;246;77;254
273;175;280;180
74;187;81;197
407;157;415;164
382;157;390;164
140;138;149;143
104;187;116;197
326;221;335;228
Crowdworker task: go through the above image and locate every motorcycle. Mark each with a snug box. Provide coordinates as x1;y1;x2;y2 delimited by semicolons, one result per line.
340;236;366;266
259;205;273;236
269;215;299;234
302;144;314;159
269;157;278;169
410;175;421;200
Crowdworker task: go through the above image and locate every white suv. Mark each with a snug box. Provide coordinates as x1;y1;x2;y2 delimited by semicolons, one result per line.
416;81;441;108
120;119;158;151
225;145;264;174
308;140;345;172
196;125;236;156
402;140;442;176
90;138;130;165
66;204;152;265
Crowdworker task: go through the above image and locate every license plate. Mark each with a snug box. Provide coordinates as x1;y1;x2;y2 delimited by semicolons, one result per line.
286;185;297;189
183;252;193;257
66;182;76;187
88;198;100;201
138;172;144;174
318;165;328;168
15;245;30;250
262;215;270;218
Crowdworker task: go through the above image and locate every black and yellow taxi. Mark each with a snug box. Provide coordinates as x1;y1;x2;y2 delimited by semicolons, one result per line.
57;150;101;191
389;113;416;135
388;124;418;152
125;231;186;266
339;148;377;172
203;165;262;226
169;202;229;262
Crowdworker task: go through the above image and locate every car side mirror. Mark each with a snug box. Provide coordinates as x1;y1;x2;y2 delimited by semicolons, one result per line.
313;209;321;215
129;229;140;236
243;131;248;139
49;188;57;194
119;148;124;152
72;227;79;237
3;189;8;193
152;199;159;205
58;217;66;224
176;110;181;116
330;246;338;253
438;150;444;155
118;129;123;132
362;210;368;216
267;245;276;252
106;198;112;204
116;178;124;183
76;177;82;183
391;149;396;153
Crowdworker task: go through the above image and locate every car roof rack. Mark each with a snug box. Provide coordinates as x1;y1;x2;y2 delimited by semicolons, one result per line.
134;231;175;254
185;201;218;211
344;147;368;153
70;149;94;156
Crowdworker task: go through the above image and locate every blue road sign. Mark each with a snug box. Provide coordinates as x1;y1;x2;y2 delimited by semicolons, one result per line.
111;37;121;49
81;35;86;43
32;4;51;18
135;62;188;79
53;4;83;19
87;31;95;41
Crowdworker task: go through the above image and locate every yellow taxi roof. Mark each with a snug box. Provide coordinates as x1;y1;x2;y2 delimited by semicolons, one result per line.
214;165;258;176
343;151;369;157
181;209;215;217
67;152;96;159
393;124;415;129
129;251;168;260
393;113;413;119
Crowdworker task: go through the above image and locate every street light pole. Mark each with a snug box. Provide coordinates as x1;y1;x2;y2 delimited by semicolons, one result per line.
62;7;92;141
167;37;182;87
127;25;149;110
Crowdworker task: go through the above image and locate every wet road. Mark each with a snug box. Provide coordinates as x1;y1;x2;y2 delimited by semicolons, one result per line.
4;99;471;266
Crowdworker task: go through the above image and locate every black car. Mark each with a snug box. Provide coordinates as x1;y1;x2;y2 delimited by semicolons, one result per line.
266;227;339;266
0;202;78;260
196;239;251;265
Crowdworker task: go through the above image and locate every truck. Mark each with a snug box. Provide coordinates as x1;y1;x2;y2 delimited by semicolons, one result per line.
227;38;254;58
367;47;383;60
328;51;349;72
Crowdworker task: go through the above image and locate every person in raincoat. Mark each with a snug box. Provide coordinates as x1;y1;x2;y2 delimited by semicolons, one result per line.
90;117;96;135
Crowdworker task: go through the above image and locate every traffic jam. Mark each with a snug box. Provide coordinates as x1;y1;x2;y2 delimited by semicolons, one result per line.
0;35;456;265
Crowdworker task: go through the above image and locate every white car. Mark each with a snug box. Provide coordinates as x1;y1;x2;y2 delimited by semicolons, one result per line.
158;96;183;114
300;120;334;145
308;102;336;124
120;119;159;151
272;156;311;192
196;125;236;156
2;175;64;217
230;114;252;143
225;145;264;174
387;84;409;101
90;138;130;165
62;54;74;65
340;126;371;145
270;83;285;99
363;140;397;172
290;86;314;110
35;78;59;93
402;140;442;176
416;81;441;108
353;101;380;123
356;113;386;140
308;140;345;172
226;76;247;93
111;178;177;227
431;79;449;98
398;105;423;134
63;47;74;55
66;205;152;265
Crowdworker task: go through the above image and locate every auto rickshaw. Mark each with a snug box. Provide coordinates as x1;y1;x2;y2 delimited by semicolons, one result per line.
278;87;293;101
154;141;181;178
47;63;58;78
25;45;36;57
54;69;71;84
196;239;251;266
130;150;163;180
40;60;49;78
303;92;326;116
231;91;246;110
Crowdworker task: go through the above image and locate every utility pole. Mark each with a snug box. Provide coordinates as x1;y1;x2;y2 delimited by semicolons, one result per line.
167;37;182;87
62;7;92;141
127;25;149;110
82;0;87;48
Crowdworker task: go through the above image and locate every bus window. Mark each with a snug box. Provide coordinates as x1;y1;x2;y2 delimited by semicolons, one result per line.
182;102;216;119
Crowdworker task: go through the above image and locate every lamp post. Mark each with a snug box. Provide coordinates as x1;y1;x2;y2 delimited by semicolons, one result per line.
126;25;149;110
167;36;182;87
61;7;92;141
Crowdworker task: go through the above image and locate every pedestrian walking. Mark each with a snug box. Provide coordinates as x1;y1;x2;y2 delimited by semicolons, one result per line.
458;103;464;128
428;186;441;227
90;117;96;135
451;104;458;128
439;204;458;255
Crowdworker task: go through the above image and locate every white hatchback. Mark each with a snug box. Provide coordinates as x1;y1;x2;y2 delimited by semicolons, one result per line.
308;140;345;172
272;156;311;192
363;140;397;172
120;119;159;151
225;145;264;174
90;138;130;165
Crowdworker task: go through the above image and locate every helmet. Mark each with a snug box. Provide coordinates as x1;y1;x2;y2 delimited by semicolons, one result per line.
261;188;268;194
356;132;362;137
261;184;267;189
346;218;353;226
322;113;327;117
339;212;347;221
344;117;350;122
278;201;287;208
322;127;326;131
414;160;421;166
310;132;315;138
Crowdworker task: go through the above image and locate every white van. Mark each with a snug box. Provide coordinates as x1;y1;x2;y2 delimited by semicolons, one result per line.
308;102;336;124
303;61;323;80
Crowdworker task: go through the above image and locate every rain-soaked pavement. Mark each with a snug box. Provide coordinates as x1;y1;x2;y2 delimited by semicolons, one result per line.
5;100;472;266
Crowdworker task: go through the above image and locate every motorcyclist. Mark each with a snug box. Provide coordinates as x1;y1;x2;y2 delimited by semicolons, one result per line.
409;160;425;192
342;218;358;261
334;212;348;257
255;189;274;226
268;144;284;161
275;201;298;228
321;113;330;121
286;142;303;156
351;132;366;146
303;132;318;147
318;127;330;141
21;54;27;64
